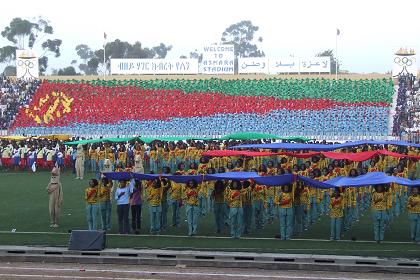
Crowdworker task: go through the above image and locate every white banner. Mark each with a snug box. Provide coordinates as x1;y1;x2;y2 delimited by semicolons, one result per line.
200;45;235;74
238;57;269;74
110;59;199;74
392;53;417;77
16;50;39;79
299;57;331;73
269;57;330;74
269;58;300;74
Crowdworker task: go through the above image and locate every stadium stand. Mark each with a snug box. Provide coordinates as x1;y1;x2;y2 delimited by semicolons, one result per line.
0;76;40;130
10;77;394;139
393;74;420;142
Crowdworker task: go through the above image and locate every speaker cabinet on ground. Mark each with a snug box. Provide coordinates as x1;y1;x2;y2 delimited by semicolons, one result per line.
68;230;106;251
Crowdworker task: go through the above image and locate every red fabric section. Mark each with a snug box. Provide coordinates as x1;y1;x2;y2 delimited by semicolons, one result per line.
321;151;378;162
13;81;389;128
202;150;277;157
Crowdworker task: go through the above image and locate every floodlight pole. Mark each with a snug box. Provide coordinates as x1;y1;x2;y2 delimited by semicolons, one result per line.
335;31;338;79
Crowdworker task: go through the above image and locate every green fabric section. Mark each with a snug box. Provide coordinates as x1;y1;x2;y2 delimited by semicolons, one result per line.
50;77;394;104
65;136;216;145
65;134;310;145
64;138;106;145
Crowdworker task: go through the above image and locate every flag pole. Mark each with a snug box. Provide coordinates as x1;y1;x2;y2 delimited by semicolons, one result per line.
335;29;338;80
103;32;106;76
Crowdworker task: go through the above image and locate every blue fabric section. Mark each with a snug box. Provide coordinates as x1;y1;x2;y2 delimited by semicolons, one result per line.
205;172;260;181
102;172;133;181
13;107;390;138
325;172;420;187
254;174;295;186
103;171;420;188
165;175;204;184
297;175;336;189
232;140;420;151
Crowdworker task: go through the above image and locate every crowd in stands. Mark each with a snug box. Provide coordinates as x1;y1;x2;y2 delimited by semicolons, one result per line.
393;74;420;141
9;78;393;139
0;76;40;130
1;137;419;242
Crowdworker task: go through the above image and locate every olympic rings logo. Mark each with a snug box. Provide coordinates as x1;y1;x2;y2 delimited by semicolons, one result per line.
394;56;416;67
17;59;35;68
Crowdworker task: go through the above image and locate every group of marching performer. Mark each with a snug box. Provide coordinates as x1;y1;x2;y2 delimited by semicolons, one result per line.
82;147;419;243
1;138;419;242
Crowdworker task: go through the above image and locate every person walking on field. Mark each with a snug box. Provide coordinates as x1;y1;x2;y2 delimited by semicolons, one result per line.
46;167;63;228
75;144;85;179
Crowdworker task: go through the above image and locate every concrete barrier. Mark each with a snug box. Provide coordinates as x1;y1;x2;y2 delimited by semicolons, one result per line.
0;246;419;274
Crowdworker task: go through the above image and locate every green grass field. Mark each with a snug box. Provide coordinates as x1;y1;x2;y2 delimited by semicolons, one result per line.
1;170;419;258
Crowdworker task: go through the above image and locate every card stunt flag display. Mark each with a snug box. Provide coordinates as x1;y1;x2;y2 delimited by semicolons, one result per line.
11;78;393;138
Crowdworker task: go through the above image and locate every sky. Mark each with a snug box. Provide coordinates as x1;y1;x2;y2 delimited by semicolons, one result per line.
1;0;419;74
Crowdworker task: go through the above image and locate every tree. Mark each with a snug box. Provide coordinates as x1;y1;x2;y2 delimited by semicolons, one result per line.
2;66;16;76
38;56;48;75
316;49;340;74
189;49;203;63
0;46;17;64
152;43;172;58
75;44;95;74
75;44;93;63
221;20;264;58
0;17;62;75
57;66;77;76
75;40;173;74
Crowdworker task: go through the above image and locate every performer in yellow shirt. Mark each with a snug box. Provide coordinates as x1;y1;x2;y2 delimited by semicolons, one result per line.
98;177;112;230
252;181;266;230
227;180;244;238
147;178;162;234
242;180;253;234
183;179;200;236
117;146;127;169
276;184;294;240
85;179;99;230
371;184;388;243
330;188;344;240
89;145;99;173
407;187;420;243
212;180;226;234
169;169;184;227
97;146;106;172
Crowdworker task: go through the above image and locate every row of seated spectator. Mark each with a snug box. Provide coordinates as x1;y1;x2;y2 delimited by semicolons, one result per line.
0;76;40;130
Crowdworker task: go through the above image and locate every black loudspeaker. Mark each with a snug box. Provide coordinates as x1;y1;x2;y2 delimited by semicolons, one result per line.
68;230;106;251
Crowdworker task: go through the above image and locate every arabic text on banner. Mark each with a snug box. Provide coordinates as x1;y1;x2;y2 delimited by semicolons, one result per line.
110;59;199;75
238;57;269;74
269;58;300;74
299;57;331;73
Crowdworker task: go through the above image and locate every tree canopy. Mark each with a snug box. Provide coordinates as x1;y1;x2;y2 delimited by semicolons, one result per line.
0;17;62;75
74;40;172;75
221;20;264;58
